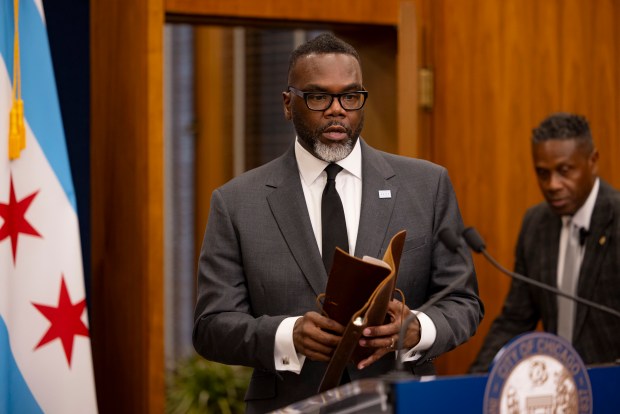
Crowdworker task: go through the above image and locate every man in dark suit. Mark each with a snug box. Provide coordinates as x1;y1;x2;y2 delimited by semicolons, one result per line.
193;33;483;413
470;113;620;373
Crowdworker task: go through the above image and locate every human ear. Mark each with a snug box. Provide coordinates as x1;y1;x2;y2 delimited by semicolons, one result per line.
590;148;599;175
283;91;292;120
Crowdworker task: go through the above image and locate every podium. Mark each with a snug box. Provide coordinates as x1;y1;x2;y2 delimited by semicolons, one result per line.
271;365;620;413
393;364;620;413
273;333;620;413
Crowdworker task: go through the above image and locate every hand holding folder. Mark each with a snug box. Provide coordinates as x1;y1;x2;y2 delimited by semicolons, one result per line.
318;230;407;392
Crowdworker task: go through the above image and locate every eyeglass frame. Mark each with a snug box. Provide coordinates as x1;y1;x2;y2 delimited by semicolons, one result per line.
287;86;369;111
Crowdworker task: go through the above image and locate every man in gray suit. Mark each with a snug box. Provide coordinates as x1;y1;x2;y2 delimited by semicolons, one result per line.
193;33;483;413
470;113;620;373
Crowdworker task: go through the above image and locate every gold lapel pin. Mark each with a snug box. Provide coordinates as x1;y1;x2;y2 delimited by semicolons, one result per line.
599;236;606;246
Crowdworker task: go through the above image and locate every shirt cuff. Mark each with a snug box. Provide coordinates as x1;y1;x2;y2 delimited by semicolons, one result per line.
274;316;305;373
399;311;437;361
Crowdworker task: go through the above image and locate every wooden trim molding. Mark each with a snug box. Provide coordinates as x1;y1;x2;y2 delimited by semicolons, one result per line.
90;0;164;412
397;0;420;158
166;0;399;25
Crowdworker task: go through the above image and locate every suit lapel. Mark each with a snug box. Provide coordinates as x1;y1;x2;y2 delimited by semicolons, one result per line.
265;141;400;295
354;142;397;258
266;146;327;296
574;182;614;338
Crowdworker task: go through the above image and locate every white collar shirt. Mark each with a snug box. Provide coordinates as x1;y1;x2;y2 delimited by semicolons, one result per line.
295;138;362;256
557;178;600;287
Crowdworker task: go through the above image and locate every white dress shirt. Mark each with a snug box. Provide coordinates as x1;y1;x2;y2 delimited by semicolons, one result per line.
557;178;599;295
274;138;437;372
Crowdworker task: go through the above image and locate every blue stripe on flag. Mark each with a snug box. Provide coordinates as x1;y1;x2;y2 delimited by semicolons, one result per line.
0;317;44;413
0;0;77;211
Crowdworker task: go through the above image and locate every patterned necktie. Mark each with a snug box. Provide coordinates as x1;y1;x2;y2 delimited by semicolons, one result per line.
321;164;349;273
558;219;580;342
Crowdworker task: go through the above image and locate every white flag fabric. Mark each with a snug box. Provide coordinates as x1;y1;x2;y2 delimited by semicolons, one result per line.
1;0;98;412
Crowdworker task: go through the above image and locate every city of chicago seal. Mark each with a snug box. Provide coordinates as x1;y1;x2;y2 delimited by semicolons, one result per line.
483;332;592;414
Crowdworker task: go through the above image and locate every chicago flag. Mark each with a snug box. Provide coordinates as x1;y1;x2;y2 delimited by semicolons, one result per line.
0;0;98;412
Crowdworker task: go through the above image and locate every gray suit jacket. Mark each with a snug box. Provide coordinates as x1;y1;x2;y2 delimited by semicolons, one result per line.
193;140;483;413
470;180;620;373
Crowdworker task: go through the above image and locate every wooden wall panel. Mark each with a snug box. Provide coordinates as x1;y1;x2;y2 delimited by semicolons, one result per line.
337;29;398;154
90;0;165;412
397;0;422;158
193;27;234;263
427;0;620;375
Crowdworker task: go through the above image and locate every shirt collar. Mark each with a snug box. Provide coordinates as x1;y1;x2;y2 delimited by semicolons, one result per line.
565;178;599;230
295;138;362;186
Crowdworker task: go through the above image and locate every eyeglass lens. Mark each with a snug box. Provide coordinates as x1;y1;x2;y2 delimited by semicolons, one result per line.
306;93;365;110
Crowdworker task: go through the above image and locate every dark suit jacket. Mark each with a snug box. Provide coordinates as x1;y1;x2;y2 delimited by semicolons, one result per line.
470;180;620;373
193;140;483;413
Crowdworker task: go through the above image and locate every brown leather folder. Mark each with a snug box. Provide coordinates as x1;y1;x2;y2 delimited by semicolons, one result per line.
318;230;406;392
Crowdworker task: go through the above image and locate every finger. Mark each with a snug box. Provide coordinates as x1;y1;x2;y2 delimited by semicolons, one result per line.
296;313;343;343
294;315;343;360
299;338;336;361
356;347;392;370
387;299;411;320
362;320;400;338
294;325;339;358
359;334;397;350
305;311;346;334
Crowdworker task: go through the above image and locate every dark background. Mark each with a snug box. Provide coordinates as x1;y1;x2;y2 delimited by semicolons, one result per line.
43;0;91;305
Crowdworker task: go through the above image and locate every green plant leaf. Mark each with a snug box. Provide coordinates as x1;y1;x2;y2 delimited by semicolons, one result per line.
166;354;252;414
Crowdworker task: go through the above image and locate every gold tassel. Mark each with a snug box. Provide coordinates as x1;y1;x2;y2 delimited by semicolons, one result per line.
9;0;24;160
9;101;21;159
18;99;25;149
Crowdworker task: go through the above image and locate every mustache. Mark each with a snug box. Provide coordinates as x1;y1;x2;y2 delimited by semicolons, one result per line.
318;122;350;134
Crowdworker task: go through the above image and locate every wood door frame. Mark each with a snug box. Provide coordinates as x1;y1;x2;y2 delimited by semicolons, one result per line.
165;0;425;158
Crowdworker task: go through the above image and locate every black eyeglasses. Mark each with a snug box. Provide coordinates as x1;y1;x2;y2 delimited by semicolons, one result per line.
288;86;368;111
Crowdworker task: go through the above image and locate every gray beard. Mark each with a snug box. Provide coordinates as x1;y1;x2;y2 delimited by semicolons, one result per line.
290;104;363;162
313;139;355;162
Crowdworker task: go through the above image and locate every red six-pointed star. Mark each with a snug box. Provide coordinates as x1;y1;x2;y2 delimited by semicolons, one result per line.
0;175;42;264
33;276;90;367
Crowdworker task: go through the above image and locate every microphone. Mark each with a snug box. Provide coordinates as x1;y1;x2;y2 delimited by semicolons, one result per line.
393;228;475;372
462;226;620;319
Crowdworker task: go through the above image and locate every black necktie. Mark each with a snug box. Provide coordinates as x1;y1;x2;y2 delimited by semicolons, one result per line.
322;164;349;273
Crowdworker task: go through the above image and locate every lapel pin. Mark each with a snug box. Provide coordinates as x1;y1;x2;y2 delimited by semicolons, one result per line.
599;236;606;246
379;190;391;199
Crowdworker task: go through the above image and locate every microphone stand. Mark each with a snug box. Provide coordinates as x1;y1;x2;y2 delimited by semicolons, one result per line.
393;230;475;372
475;241;620;320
